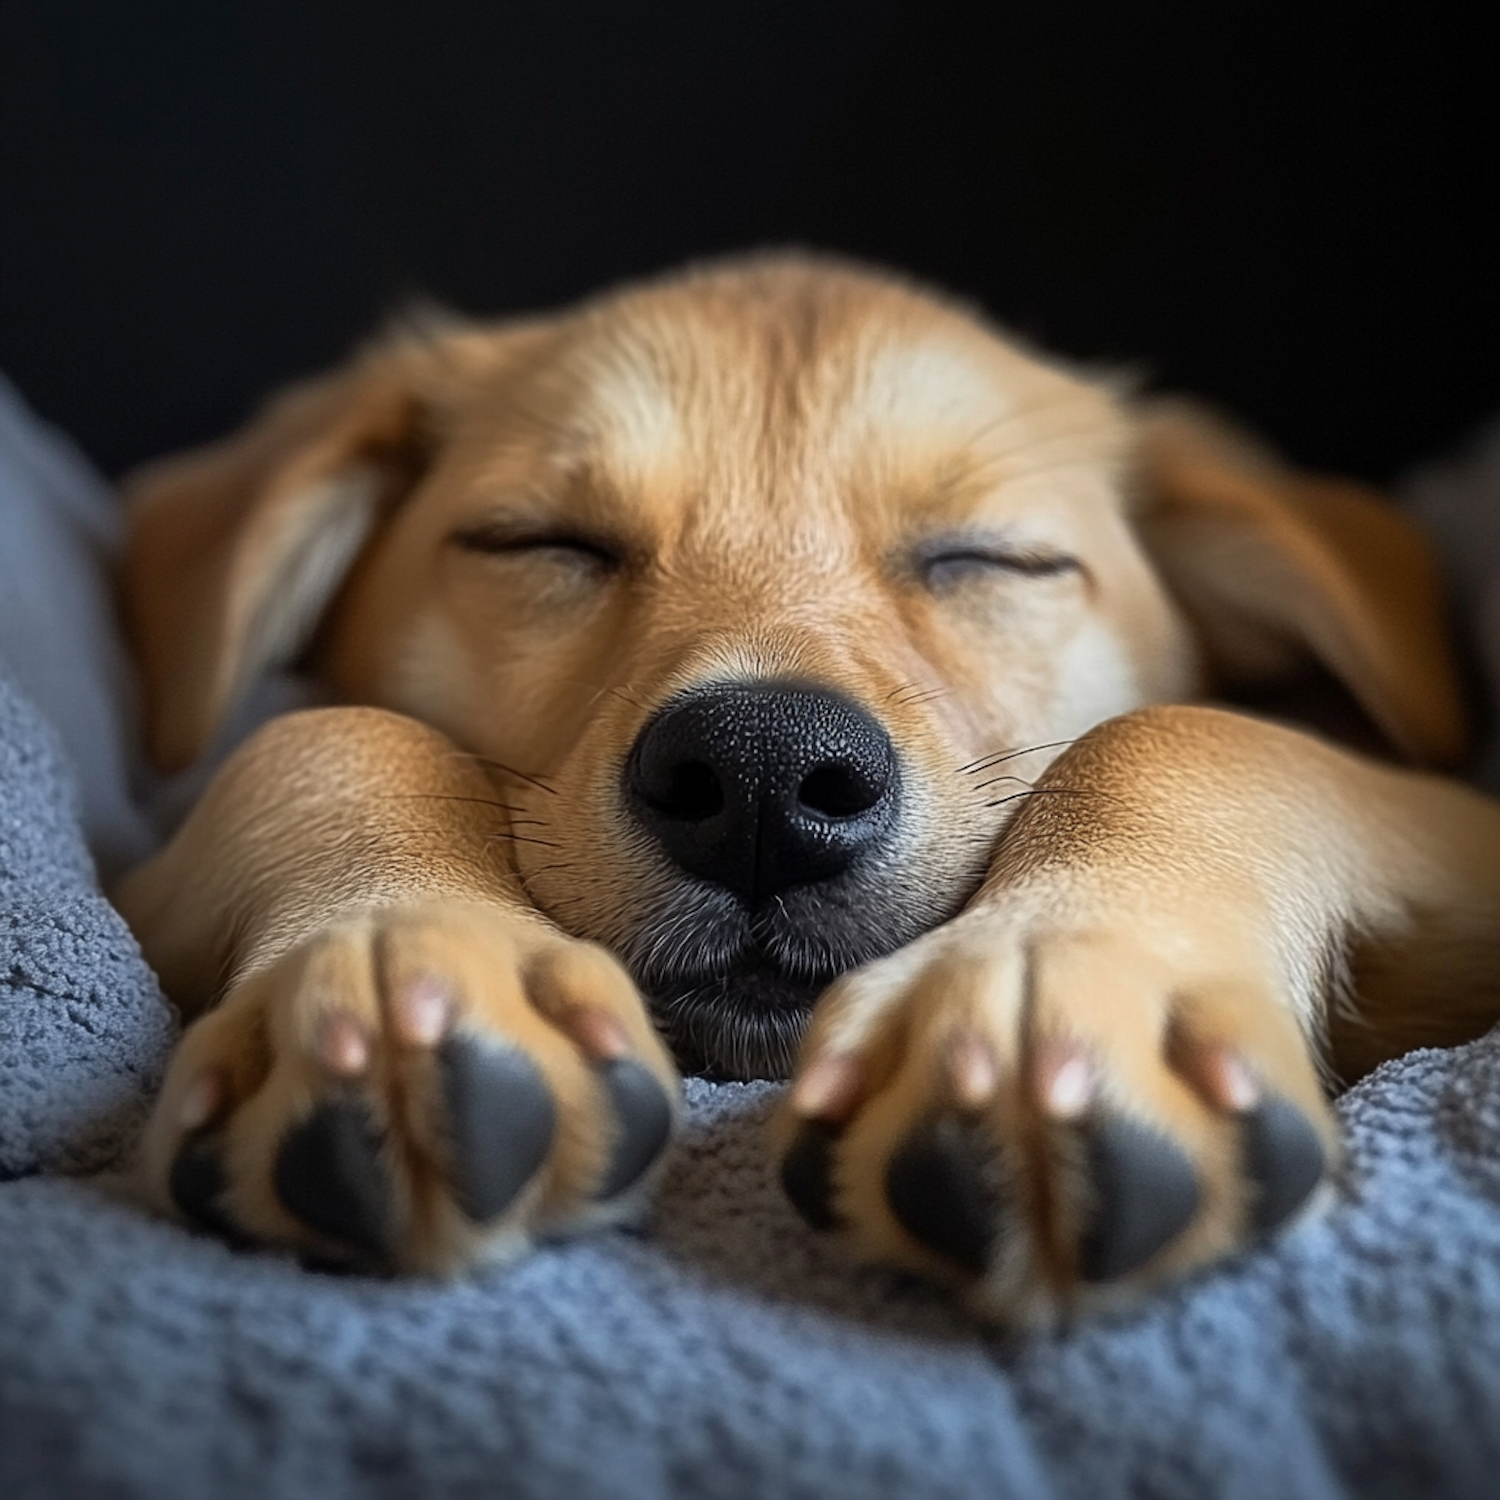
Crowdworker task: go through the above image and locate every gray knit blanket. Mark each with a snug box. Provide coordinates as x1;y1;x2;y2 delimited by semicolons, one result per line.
3;377;1500;1499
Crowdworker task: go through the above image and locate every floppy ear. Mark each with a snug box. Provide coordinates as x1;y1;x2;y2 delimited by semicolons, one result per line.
123;324;519;773
1134;400;1468;768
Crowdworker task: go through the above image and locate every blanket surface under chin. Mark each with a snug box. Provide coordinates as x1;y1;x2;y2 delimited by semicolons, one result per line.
4;377;1500;1500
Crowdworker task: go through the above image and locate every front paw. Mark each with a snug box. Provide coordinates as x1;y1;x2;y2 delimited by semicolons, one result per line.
776;906;1337;1325
141;902;679;1273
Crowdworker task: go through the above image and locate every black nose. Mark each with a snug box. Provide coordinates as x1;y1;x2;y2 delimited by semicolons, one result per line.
625;682;898;906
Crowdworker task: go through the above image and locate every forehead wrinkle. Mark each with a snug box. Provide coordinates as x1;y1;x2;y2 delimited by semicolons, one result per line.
830;340;1133;532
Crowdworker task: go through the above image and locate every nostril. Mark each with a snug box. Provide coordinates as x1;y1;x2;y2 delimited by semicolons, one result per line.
626;681;899;900
798;762;885;819
649;760;725;822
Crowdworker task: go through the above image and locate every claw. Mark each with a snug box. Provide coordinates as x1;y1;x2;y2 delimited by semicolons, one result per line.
394;978;452;1048
1077;1115;1200;1282
177;1070;224;1131
946;1032;999;1111
884;1114;1005;1276
1170;1032;1261;1113
1241;1096;1326;1233
438;1035;556;1223
273;1098;394;1262
790;1052;863;1122
1033;1041;1095;1121
593;1060;673;1199
557;1007;631;1063
316;1014;371;1076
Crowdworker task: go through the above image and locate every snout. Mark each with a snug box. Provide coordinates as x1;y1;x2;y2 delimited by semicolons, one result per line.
613;680;975;1077
624;681;899;906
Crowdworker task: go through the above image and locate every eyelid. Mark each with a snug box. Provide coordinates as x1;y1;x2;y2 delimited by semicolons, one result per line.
916;538;1080;579
450;523;622;567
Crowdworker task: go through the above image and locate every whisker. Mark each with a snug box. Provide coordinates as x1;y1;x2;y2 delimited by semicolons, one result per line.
450;750;560;796
885;683;953;709
984;787;1091;809
957;738;1079;774
895;686;951;708
547;675;652;716
972;774;1035;792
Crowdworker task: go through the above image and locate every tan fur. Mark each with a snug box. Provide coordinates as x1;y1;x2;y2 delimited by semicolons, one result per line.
114;254;1500;1319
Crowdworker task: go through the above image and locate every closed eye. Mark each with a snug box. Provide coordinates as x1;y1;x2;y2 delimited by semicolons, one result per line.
917;541;1080;590
450;523;622;572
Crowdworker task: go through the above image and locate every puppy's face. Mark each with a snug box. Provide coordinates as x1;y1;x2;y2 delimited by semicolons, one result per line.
320;262;1198;1076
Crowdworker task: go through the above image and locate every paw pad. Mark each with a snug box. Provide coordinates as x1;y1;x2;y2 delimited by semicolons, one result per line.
1078;1115;1200;1282
1241;1096;1326;1233
273;1098;394;1262
593;1059;673;1200
170;1134;245;1244
780;1119;845;1232
438;1036;557;1223
883;1114;1006;1276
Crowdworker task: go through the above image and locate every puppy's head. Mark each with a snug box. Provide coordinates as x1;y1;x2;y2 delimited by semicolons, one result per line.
125;255;1466;1076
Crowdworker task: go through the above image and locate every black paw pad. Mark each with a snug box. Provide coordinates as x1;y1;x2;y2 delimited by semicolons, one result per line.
780;1119;845;1232
884;1114;1005;1276
594;1060;674;1200
439;1035;556;1223
1242;1097;1326;1234
1079;1116;1200;1282
273;1098;393;1262
170;1135;246;1244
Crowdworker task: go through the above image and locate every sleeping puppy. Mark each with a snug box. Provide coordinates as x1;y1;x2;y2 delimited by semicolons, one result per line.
115;255;1500;1324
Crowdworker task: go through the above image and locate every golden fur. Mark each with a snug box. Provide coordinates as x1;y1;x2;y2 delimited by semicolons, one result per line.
114;255;1500;1323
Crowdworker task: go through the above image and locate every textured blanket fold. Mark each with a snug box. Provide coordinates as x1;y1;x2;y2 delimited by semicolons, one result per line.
0;671;174;1179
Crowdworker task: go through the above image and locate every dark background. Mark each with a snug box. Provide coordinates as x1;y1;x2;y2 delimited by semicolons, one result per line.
2;1;1495;482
